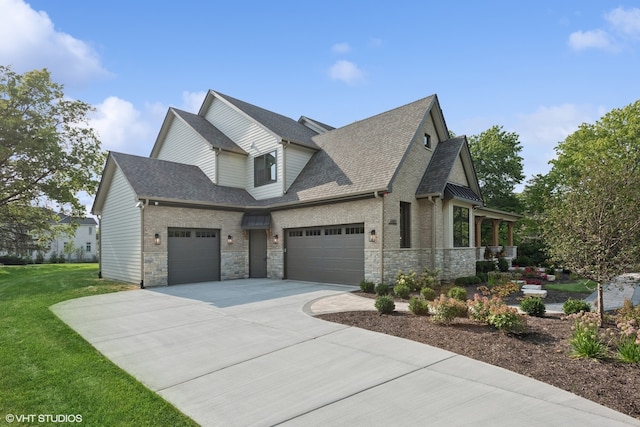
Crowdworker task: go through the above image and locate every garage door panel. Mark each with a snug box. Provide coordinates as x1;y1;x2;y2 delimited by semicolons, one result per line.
285;224;364;285
168;228;220;285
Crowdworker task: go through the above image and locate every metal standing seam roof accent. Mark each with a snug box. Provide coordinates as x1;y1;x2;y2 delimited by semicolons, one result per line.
241;213;271;229
214;91;321;150
444;182;483;204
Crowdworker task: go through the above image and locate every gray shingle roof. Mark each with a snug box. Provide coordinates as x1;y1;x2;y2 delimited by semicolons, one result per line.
416;136;483;204
273;95;437;202
214;91;320;150
171;108;246;155
110;152;256;207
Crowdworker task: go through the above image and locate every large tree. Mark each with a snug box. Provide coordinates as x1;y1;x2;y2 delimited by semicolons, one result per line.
0;66;104;253
468;125;525;212
543;100;640;316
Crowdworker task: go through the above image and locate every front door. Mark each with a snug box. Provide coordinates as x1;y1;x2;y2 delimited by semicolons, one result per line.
249;230;267;278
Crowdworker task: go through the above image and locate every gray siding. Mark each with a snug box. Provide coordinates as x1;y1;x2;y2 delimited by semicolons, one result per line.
218;151;246;188
204;98;283;200
156;116;217;183
285;145;314;191
100;167;141;284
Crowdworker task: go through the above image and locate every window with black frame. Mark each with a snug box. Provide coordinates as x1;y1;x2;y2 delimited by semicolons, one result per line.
254;151;277;187
453;205;470;247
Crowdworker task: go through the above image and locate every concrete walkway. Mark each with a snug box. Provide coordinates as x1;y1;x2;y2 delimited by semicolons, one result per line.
51;279;640;427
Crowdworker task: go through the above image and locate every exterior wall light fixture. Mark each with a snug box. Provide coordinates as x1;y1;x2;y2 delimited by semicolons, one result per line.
273;234;279;245
227;235;233;244
369;230;377;243
154;233;161;245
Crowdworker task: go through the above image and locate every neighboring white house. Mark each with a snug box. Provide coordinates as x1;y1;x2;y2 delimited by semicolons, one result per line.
93;91;519;287
41;216;98;262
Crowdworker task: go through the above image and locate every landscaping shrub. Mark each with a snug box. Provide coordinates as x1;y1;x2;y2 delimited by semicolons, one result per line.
565;311;607;359
517;239;549;267
476;260;496;274
468;294;503;323
476;272;488;283
454;275;481;286
416;267;439;289
487;305;526;334
393;284;411;299
395;270;419;291
35;252;45;264
420;286;436;301
408;297;430;316
519;296;546;317
490;281;520;298
429;295;467;325
375;283;390;296
374;295;395;314
512;255;532;267
447;286;467;302
614;302;640;363
497;257;509;273
359;280;375;293
562;298;591;315
0;255;27;265
616;299;640;326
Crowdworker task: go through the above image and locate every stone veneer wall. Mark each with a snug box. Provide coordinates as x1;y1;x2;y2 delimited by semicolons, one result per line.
440;248;476;281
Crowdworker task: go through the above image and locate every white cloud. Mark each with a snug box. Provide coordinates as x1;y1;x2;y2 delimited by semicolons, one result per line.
513;103;601;182
181;91;207;113
328;60;365;85
568;29;616;51
0;0;110;85
90;97;158;156
606;7;640;38
331;42;351;54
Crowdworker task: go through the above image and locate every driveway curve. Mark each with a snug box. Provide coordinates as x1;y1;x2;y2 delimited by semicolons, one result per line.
51;279;640;426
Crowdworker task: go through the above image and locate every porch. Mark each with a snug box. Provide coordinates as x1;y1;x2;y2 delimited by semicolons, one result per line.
473;206;521;262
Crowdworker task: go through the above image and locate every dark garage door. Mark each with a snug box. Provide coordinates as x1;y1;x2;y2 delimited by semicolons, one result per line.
168;228;220;285
285;224;364;285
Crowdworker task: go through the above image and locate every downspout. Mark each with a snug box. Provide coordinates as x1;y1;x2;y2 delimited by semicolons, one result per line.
97;214;102;279
281;140;290;194
374;191;384;283
215;148;221;184
139;199;147;289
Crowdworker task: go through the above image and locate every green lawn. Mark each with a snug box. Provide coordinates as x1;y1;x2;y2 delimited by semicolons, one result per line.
0;264;197;426
545;279;596;294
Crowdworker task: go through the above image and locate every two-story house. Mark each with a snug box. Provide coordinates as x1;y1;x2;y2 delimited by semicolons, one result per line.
92;91;518;287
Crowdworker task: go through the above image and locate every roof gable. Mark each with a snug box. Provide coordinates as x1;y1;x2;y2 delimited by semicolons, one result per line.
416;136;483;204
202;91;321;150
279;95;437;200
150;108;246;158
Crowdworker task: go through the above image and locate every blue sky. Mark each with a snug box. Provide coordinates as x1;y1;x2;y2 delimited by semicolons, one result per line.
2;0;640;210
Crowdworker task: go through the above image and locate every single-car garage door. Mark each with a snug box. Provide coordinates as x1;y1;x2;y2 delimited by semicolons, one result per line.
168;228;220;285
285;224;364;285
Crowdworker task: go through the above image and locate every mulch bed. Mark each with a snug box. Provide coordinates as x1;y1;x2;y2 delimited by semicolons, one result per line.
317;286;640;420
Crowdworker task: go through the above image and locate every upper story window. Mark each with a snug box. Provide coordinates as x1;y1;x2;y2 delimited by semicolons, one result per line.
423;133;432;149
254;151;277;187
88;227;93;235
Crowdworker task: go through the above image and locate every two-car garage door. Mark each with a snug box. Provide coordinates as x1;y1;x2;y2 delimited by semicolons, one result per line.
285;223;365;285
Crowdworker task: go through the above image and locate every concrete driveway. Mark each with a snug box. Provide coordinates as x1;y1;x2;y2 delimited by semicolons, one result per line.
51;279;640;426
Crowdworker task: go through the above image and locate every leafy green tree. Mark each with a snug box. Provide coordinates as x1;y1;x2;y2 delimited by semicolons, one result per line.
0;66;104;252
543;100;640;317
468;125;525;212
